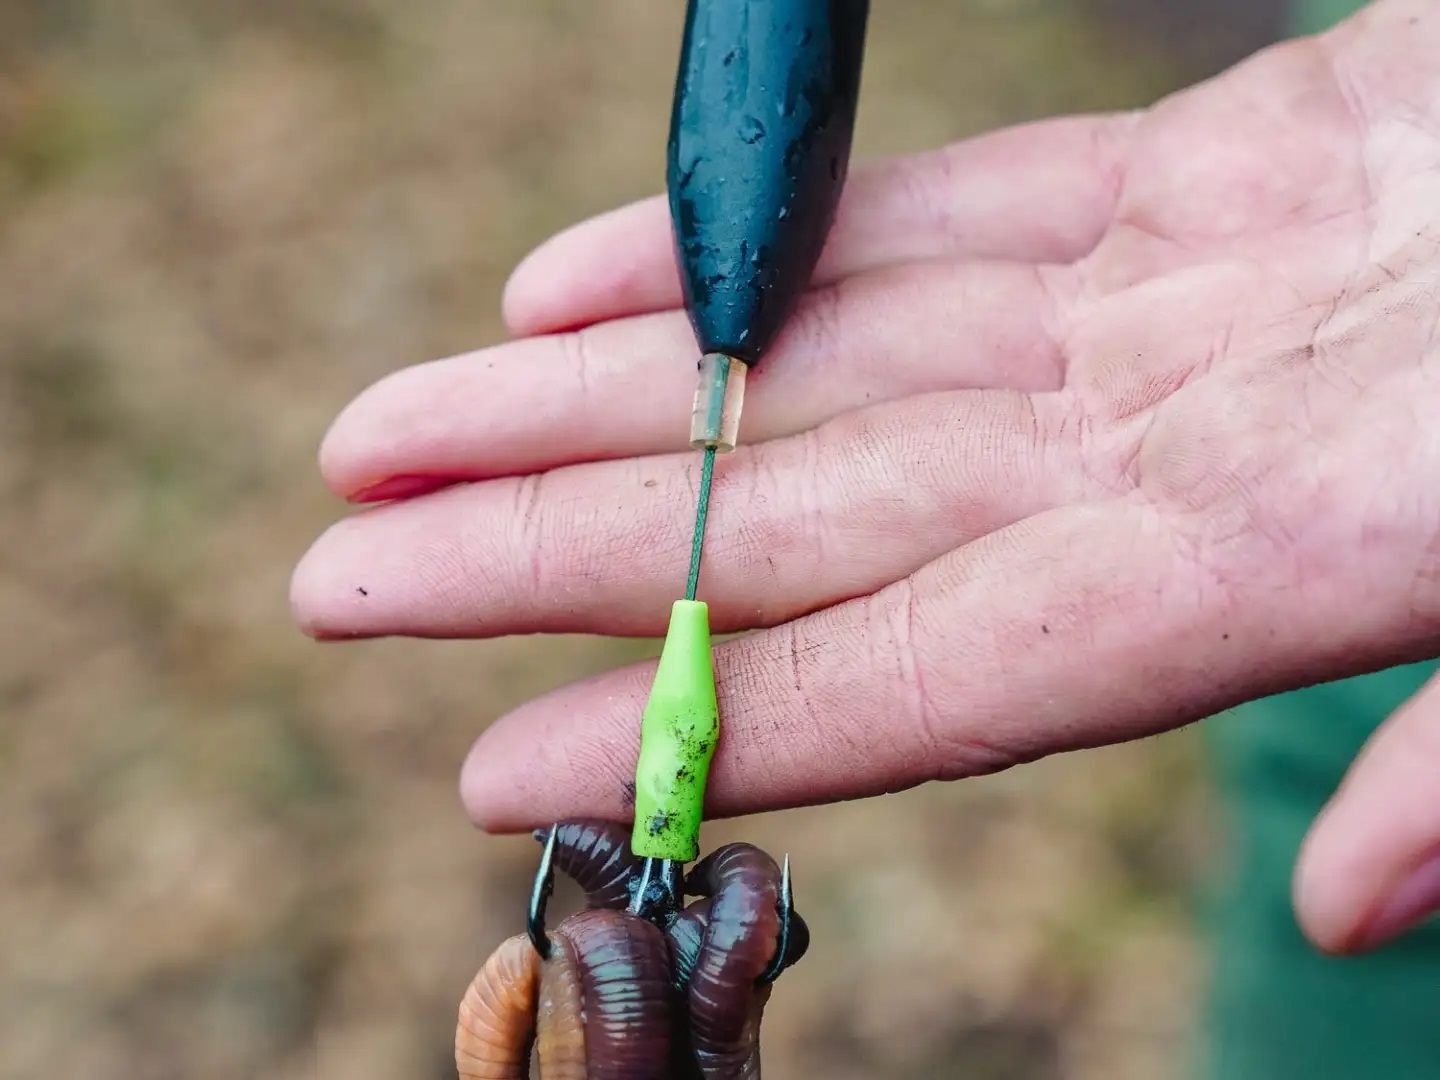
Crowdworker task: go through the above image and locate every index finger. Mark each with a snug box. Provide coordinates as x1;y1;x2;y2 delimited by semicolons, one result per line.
503;113;1136;336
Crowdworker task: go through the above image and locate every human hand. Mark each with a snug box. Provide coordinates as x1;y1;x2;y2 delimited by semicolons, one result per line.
292;0;1440;954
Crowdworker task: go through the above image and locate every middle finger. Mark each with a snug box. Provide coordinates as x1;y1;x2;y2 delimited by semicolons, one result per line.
291;387;1087;640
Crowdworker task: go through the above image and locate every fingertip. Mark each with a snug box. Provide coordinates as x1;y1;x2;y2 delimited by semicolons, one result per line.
316;375;390;499
1292;777;1426;957
457;713;577;835
459;734;508;833
459;668;653;832
289;557;327;642
500;242;558;338
314;360;485;501
501;196;677;337
1293;821;1357;955
288;521;354;640
1291;674;1440;955
288;512;403;642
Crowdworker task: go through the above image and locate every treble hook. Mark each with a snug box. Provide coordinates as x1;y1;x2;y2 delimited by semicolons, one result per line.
526;824;558;960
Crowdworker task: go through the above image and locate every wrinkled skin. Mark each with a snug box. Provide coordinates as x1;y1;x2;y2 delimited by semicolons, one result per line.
296;0;1440;955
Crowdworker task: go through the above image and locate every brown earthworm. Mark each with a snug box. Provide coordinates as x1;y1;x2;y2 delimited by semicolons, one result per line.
680;844;806;1079
540;820;644;911
459;824;810;1077
455;932;539;1080
534;932;586;1078
665;896;712;994
456;907;674;1079
562;908;674;1079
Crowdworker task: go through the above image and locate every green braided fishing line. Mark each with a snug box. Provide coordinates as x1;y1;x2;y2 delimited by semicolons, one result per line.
685;447;716;601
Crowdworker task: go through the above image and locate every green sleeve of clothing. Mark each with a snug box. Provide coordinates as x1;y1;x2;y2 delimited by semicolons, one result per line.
1201;662;1440;1080
1288;0;1372;35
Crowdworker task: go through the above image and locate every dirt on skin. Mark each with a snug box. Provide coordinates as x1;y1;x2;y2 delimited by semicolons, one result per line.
0;3;1275;1078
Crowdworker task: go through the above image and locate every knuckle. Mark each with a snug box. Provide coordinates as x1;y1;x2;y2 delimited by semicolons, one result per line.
863;580;1020;781
1050;385;1140;499
788;276;850;360
560;327;597;396
864;580;933;740
508;472;549;595
724;428;833;598
902;144;962;244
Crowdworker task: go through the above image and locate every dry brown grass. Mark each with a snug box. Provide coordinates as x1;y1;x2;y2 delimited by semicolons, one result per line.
0;3;1269;1077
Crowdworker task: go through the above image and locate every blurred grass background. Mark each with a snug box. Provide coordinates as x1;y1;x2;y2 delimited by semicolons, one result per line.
0;2;1287;1078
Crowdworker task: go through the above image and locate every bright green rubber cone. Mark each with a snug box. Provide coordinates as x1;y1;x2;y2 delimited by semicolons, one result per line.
631;599;720;861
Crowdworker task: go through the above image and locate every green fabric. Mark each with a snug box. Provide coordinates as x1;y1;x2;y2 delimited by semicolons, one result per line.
1288;0;1373;35
1201;665;1440;1080
1197;11;1440;1079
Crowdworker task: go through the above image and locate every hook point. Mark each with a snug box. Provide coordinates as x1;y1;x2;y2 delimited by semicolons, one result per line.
757;852;793;986
527;825;558;959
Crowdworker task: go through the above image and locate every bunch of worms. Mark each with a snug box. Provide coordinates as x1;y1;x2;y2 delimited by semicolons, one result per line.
456;820;809;1079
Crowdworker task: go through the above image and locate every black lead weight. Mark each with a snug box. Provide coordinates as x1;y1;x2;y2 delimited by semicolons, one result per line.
667;0;870;368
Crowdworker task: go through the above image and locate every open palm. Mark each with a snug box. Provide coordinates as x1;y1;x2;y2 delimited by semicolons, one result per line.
293;0;1440;954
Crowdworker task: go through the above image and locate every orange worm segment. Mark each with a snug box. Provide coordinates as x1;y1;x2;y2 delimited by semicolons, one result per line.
455;933;540;1080
536;932;588;1079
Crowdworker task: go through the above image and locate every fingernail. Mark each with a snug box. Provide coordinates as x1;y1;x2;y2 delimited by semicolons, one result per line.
349;474;451;503
1356;849;1440;950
